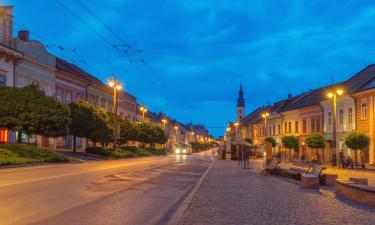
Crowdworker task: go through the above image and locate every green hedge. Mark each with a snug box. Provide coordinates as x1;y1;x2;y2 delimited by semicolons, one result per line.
0;144;69;166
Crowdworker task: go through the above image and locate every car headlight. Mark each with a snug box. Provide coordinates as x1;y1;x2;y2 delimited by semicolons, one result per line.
182;149;187;153
176;149;181;154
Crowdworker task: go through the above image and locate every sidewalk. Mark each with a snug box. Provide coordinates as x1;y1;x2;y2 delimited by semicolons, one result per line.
278;161;375;186
179;160;375;225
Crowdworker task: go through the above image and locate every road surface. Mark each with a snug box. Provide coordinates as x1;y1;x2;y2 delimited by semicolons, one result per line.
0;151;214;225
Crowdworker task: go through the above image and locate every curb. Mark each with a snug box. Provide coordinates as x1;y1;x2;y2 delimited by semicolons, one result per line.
167;159;215;225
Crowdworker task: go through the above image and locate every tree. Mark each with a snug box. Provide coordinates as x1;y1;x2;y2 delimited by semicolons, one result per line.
345;132;370;167
90;107;113;146
136;122;154;147
0;85;70;143
264;136;277;147
282;135;299;160
244;138;253;145
306;133;326;163
68;101;112;152
150;125;168;146
118;119;138;145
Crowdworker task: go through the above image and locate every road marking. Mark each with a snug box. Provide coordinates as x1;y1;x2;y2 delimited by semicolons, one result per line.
0;164;66;172
0;159;171;188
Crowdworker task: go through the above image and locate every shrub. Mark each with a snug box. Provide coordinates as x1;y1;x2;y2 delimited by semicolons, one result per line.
134;149;152;156
0;144;68;166
149;148;167;156
85;146;113;157
112;149;134;158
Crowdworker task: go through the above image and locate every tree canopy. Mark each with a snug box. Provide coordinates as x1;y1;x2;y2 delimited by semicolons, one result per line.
264;136;277;147
68;101;112;150
0;85;70;142
282;135;299;149
306;133;326;149
345;132;370;150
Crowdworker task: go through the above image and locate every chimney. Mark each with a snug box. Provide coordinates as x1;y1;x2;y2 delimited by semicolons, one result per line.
18;30;30;42
288;93;292;99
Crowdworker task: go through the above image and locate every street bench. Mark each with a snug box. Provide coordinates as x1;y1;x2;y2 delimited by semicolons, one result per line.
285;162;313;180
286;163;326;180
261;159;281;176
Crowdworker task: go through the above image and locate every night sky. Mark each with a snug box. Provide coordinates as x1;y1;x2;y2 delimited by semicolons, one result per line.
5;0;375;137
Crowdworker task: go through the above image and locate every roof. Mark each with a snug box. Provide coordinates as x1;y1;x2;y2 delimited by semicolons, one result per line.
56;57;102;84
343;64;375;93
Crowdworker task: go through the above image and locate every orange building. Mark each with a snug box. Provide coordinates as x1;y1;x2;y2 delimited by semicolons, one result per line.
353;86;375;164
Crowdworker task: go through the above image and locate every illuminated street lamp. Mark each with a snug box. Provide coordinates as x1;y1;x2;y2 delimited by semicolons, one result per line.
161;118;168;132
262;112;269;136
234;122;240;165
108;76;122;149
327;88;344;166
140;105;148;122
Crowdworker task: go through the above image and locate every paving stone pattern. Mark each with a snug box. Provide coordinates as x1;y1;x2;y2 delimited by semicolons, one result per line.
180;160;375;225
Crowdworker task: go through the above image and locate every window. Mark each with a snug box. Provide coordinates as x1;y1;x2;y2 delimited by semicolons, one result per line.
295;121;298;133
361;98;367;119
311;117;316;132
348;108;353;124
76;93;82;101
288;122;292;133
269;126;272;135
100;98;106;109
339;109;344;125
302;119;307;133
284;122;287;133
272;125;275;135
0;75;5;87
316;116;321;132
328;112;332;126
278;124;281;134
66;92;72;104
56;89;62;103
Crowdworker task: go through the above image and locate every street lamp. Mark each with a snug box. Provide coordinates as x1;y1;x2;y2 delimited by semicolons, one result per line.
234;122;240;165
140;105;148;122
161;118;168;132
327;89;344;166
108;76;122;149
262;112;269;136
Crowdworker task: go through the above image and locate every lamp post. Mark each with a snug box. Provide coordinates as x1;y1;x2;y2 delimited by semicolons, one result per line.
174;125;179;149
140;105;148;122
161;118;168;132
327;89;344;166
234;122;240;165
108;77;122;149
262;112;269;136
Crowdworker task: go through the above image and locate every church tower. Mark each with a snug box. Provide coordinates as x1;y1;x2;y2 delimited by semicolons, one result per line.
237;82;245;121
0;6;14;46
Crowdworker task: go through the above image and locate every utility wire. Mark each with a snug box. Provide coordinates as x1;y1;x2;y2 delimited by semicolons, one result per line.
72;0;190;111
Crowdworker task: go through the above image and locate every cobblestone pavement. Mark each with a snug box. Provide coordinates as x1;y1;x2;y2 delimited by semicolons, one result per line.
179;160;375;225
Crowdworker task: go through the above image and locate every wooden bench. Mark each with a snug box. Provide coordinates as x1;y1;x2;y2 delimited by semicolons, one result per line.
261;159;281;176
286;162;313;180
286;163;326;180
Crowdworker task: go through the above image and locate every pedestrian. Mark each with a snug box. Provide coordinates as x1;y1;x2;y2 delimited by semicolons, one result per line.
339;151;344;168
243;146;250;169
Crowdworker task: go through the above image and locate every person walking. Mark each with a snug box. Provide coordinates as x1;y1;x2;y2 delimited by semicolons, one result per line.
243;146;250;169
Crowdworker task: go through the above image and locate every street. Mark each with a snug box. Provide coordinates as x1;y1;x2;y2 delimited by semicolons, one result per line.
0;151;213;225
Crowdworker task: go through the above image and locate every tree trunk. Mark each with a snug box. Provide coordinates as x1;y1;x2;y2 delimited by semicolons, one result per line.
316;148;320;162
73;135;77;153
17;130;22;144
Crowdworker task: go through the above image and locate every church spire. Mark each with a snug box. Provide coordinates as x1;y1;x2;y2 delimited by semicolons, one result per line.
237;82;245;107
237;82;245;121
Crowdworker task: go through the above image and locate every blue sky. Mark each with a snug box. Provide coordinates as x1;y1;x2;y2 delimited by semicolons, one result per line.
5;0;375;137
